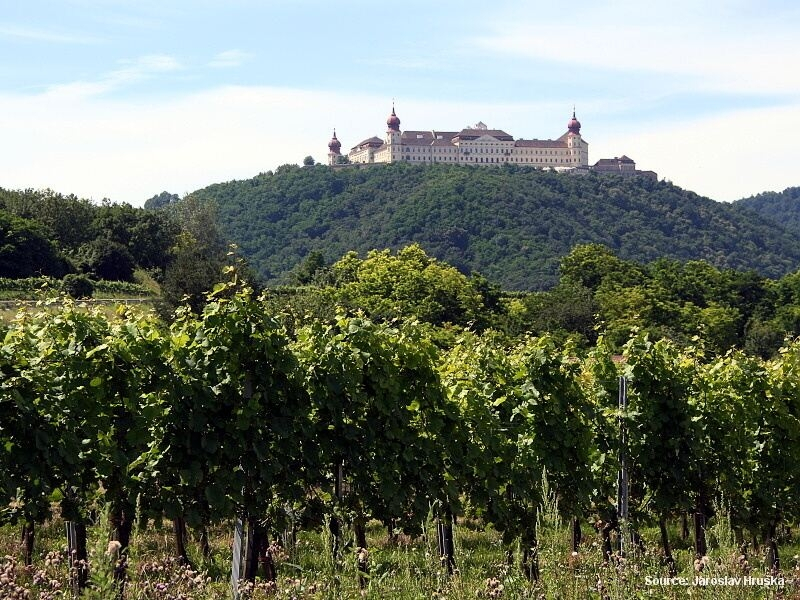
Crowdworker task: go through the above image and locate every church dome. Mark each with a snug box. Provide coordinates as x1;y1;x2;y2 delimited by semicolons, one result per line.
387;105;401;131
567;110;581;134
328;130;341;153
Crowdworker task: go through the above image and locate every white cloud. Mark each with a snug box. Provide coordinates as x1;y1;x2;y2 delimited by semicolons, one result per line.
208;49;252;68
0;85;794;206
46;54;182;99
0;24;103;44
355;57;446;71
477;2;800;95
596;103;800;201
0;86;378;204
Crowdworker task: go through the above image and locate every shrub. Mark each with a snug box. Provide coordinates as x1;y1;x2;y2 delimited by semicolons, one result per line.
62;273;95;298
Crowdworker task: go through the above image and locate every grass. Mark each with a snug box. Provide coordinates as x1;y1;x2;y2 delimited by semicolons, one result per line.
1;502;798;600
0;297;159;325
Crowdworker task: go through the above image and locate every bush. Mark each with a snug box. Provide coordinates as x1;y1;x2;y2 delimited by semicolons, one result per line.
62;274;95;299
74;239;136;282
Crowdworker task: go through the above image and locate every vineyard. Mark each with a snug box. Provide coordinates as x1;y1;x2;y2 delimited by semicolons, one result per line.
2;280;800;598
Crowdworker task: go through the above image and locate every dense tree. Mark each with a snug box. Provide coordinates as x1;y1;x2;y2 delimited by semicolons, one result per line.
518;280;597;343
330;244;486;328
187;163;800;290
0;211;69;278
74;239;136;282
292;250;327;285
61;273;95;298
734;186;800;236
92;202;179;272
144;191;180;211
0;188;95;250
560;244;644;292
159;197;231;315
0;187;180;282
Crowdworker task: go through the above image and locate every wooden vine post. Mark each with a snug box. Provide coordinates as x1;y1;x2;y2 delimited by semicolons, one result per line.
437;507;456;575
230;517;250;600
617;376;629;557
231;376;255;600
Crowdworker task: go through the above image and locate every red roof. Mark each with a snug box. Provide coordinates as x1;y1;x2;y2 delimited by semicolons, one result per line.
350;136;384;151
328;130;341;153
567;109;581;134
514;139;568;148
454;129;514;141
387;106;401;131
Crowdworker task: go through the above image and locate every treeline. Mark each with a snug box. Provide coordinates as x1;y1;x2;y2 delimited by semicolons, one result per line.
520;243;800;357
189;162;800;289
0;188;238;312
265;243;800;359
735;186;800;237
2;279;798;588
0;188;178;281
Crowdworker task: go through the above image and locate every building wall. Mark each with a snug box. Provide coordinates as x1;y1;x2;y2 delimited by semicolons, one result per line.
346;122;590;170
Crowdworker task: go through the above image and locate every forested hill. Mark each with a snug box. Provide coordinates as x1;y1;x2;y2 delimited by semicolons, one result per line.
189;163;800;290
734;186;800;237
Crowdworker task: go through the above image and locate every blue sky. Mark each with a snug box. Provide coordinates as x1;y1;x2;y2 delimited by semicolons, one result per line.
0;0;798;204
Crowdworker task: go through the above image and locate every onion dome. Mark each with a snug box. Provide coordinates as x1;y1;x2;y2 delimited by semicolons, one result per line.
386;105;401;132
328;129;341;153
567;109;581;134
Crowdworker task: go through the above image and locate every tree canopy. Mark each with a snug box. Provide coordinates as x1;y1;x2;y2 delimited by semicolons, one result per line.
187;163;800;290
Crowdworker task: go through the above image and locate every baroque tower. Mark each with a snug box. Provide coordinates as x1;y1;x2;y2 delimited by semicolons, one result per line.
327;129;342;166
385;104;401;162
565;109;588;167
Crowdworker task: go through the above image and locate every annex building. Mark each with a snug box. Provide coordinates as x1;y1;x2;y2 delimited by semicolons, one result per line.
327;106;589;170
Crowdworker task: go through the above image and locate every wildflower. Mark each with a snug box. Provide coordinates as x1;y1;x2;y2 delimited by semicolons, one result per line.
106;540;122;557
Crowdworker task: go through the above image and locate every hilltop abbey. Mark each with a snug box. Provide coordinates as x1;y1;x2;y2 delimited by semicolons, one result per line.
327;106;655;178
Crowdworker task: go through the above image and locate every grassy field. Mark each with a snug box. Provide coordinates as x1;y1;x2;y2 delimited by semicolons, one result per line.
2;503;798;599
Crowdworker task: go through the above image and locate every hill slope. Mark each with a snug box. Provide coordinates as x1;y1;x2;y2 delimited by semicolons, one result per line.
734;186;800;237
189;163;800;290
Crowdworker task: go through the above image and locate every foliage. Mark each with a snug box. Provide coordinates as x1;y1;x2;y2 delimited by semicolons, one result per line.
520;244;800;356
330;244;486;328
4;291;800;589
74;239;136;282
620;334;699;522
144;190;181;211
0;187;180;281
62;273;95;298
158;197;232;315
0;211;69;278
734;186;800;236
143;281;310;526
293;314;461;532
291;250;327;285
439;332;542;545
186;163;800;290
91;201;179;272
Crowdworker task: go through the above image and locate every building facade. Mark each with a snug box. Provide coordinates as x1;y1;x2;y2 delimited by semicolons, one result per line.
592;155;657;180
328;106;589;170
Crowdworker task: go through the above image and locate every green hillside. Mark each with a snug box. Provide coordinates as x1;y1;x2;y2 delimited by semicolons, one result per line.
734;186;800;236
189;163;800;290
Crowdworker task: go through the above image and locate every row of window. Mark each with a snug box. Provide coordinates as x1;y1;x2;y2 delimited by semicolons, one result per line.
399;155;581;164
398;146;580;156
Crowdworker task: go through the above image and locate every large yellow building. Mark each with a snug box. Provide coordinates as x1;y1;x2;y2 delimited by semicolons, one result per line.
327;106;589;170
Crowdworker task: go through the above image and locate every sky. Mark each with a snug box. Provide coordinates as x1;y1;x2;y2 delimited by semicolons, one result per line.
0;0;798;205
